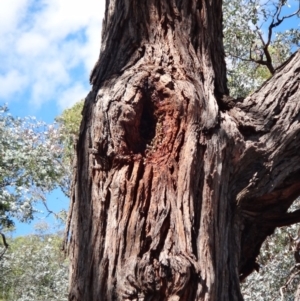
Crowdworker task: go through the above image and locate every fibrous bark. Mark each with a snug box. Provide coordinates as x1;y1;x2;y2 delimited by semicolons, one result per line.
67;1;300;300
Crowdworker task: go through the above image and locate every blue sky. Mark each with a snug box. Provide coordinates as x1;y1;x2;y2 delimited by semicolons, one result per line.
0;0;105;121
0;0;105;235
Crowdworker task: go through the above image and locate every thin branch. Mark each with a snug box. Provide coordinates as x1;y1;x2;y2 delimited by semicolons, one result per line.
62;153;78;255
228;53;256;63
268;2;300;41
41;198;60;219
0;232;9;260
265;1;282;48
253;1;300;75
255;27;275;74
32;191;62;220
275;9;300;26
62;174;76;255
228;52;272;69
255;26;267;47
0;180;12;189
279;264;300;300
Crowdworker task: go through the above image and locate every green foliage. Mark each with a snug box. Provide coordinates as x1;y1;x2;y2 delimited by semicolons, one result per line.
56;100;84;137
0;106;68;229
0;99;84;232
55;100;84;165
0;230;68;301
223;0;300;97
242;225;299;300
242;199;300;300
0;99;84;299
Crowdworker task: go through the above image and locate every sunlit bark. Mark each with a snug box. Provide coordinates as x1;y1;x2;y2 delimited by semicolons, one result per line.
68;1;300;300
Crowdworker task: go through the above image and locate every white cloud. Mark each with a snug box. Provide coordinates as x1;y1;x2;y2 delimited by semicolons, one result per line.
0;70;28;99
58;83;87;110
0;0;29;35
16;32;49;56
0;0;105;112
79;20;102;72
37;0;104;40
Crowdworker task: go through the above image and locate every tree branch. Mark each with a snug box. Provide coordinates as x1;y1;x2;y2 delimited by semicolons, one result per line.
229;53;256;63
252;1;300;75
278;263;300;300
229;52;273;71
0;232;9;260
263;209;300;228
230;49;300;280
255;26;275;74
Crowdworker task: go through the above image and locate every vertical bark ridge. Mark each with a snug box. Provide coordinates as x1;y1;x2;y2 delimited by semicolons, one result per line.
91;0;227;96
70;73;244;300
70;1;246;300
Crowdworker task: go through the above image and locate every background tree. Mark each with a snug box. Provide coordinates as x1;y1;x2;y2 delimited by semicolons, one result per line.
224;0;300;97
242;221;300;300
68;0;300;300
0;106;66;238
0;102;82;266
0;99;84;239
0;99;86;299
0;224;68;301
0;99;86;300
55;100;84;172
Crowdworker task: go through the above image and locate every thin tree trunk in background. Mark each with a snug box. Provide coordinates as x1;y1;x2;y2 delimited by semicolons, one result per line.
68;1;300;300
295;283;300;301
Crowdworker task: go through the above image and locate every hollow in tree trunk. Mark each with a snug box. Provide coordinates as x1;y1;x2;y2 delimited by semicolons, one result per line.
67;1;300;300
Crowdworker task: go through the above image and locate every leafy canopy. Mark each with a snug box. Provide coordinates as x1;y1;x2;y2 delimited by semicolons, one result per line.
0;227;68;301
0;106;68;229
223;0;300;97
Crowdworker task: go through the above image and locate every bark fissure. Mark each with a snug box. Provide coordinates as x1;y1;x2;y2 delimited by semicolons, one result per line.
69;1;300;300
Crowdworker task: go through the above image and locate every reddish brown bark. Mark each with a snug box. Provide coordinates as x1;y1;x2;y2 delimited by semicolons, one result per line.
67;1;300;300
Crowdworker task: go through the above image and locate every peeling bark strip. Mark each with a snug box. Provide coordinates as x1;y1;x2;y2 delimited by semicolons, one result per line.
68;1;300;300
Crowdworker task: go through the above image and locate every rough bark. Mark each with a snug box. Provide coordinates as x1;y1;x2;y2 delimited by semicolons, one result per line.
68;1;300;300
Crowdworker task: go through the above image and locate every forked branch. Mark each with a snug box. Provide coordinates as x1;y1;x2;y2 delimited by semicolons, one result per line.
248;1;300;74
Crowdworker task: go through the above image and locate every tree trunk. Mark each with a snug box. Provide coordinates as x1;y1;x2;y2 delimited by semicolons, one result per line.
295;283;300;301
67;1;300;300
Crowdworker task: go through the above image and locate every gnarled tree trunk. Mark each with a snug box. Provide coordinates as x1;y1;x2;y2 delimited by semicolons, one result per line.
67;1;300;300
